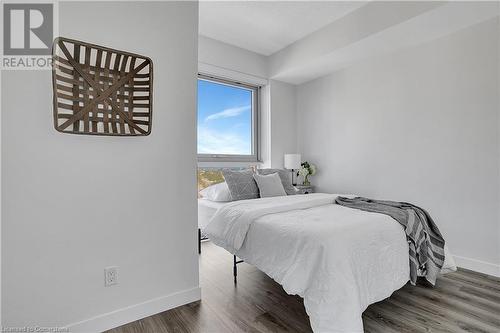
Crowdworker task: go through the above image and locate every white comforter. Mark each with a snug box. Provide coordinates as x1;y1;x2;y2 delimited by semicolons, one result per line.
204;193;456;333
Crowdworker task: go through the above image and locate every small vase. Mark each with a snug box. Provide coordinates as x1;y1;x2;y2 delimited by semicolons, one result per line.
302;175;310;186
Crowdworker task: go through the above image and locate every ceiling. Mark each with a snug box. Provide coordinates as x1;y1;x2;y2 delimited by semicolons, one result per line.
199;1;367;56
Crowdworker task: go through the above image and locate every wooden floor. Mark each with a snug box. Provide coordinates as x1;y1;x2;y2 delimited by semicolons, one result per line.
108;241;500;333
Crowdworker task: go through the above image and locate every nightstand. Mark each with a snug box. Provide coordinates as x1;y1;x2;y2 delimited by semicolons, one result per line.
295;185;314;194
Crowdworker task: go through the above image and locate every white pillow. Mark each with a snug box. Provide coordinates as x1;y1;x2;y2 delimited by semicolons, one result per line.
253;172;287;198
199;182;232;202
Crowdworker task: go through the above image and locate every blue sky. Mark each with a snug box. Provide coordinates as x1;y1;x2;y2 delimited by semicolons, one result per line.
197;79;252;155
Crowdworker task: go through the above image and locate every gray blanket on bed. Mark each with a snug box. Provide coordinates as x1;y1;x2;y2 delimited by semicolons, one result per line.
335;196;445;285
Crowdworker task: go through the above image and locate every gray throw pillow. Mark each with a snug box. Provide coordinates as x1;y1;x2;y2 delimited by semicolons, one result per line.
253;173;287;198
221;169;259;201
256;169;296;195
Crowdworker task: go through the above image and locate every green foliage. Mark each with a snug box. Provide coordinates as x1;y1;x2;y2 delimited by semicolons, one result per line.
197;169;224;192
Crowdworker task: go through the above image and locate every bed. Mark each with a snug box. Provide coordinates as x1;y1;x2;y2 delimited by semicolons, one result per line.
197;198;228;253
203;193;456;333
198;198;227;230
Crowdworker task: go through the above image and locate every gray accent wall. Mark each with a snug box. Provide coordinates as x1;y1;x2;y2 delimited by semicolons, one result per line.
296;18;500;276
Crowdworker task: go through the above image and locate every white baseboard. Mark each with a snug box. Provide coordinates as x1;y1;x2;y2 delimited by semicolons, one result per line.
454;255;500;277
66;287;201;333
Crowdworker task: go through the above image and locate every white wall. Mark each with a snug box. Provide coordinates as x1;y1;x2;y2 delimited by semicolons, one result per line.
297;18;500;276
2;1;200;330
269;80;298;168
199;35;268;82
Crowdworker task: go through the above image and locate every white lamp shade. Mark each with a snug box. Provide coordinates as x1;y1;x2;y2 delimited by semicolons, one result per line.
284;154;301;170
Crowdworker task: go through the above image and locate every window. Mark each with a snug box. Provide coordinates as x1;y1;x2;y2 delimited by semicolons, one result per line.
197;74;260;162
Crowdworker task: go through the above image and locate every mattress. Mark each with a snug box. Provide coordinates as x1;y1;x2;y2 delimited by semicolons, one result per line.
198;198;227;229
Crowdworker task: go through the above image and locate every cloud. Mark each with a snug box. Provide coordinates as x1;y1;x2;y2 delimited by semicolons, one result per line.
198;126;251;155
205;105;250;122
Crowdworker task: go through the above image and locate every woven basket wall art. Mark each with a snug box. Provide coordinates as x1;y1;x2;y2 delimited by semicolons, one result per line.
52;37;153;136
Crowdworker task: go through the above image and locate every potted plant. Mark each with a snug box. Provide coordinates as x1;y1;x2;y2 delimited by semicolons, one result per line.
297;161;317;185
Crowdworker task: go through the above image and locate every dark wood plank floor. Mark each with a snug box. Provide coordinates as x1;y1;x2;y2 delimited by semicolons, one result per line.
108;241;500;333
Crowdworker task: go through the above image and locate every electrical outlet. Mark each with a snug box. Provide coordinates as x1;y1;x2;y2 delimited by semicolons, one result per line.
104;266;118;287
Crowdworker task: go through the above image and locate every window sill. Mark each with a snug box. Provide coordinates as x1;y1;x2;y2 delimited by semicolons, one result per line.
198;161;263;168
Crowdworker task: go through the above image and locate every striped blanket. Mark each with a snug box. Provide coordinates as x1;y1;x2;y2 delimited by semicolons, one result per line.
335;196;445;285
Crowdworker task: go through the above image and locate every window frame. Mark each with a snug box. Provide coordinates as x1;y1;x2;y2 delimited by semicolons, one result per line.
197;73;261;163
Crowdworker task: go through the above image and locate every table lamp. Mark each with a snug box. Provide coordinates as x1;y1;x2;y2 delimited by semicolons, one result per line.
284;154;301;186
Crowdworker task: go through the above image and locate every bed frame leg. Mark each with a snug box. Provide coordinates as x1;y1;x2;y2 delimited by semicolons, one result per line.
232;255;244;283
233;255;237;283
198;228;201;254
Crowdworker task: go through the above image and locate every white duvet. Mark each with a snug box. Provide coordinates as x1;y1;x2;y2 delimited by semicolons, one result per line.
204;193;456;333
